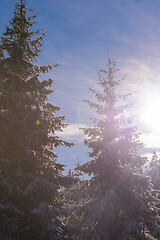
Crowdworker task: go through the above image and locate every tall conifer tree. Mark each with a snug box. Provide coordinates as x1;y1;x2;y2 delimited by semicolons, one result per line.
0;1;73;239
147;151;160;189
73;58;160;239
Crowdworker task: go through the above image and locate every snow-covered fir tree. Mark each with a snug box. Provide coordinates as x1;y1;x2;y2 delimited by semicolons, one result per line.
147;151;160;188
0;1;73;239
72;58;160;239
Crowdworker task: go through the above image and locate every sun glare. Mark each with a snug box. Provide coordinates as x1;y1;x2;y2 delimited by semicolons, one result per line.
139;94;160;131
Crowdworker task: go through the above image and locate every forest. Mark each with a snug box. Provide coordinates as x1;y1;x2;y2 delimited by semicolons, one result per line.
0;0;160;240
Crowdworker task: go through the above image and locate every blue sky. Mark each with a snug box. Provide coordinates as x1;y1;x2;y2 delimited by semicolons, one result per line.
1;0;160;173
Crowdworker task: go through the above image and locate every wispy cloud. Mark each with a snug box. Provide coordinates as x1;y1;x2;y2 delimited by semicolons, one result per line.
57;123;87;141
140;133;160;149
119;58;160;105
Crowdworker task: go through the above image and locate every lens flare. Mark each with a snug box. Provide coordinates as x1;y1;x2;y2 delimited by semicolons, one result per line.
36;120;40;125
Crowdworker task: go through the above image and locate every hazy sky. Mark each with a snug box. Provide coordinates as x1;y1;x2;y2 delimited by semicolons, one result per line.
1;0;160;172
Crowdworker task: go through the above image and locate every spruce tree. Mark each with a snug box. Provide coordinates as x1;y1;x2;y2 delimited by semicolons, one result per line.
146;153;160;234
0;1;73;239
73;58;160;239
147;152;160;186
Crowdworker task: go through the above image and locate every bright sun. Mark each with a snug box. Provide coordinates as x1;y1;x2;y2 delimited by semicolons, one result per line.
139;94;160;131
